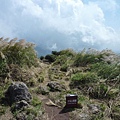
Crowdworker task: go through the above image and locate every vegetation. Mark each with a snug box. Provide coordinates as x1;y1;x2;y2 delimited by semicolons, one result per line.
73;49;103;67
1;38;39;68
91;63;120;79
0;37;120;120
0;38;42;119
42;48;120;119
71;72;98;84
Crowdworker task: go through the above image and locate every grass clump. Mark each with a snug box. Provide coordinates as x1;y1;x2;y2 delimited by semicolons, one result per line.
31;96;42;107
60;63;68;72
0;38;39;68
111;105;120;120
3;42;38;67
53;49;75;66
59;49;75;57
91;63;120;79
73;52;102;67
70;72;98;86
0;105;7;116
38;75;44;83
89;83;108;99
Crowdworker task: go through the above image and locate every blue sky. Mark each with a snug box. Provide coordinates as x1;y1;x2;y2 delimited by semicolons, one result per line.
0;0;120;54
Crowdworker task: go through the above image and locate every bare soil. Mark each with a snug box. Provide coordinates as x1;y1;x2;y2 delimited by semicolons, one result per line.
42;99;69;120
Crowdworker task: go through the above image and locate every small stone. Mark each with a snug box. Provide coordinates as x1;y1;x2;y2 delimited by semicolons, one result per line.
38;85;49;95
87;104;100;114
79;113;91;120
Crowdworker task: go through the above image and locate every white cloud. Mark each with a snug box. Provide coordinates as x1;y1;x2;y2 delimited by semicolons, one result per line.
95;0;118;11
0;0;119;53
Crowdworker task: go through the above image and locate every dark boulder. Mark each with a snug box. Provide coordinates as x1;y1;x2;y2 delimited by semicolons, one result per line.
5;82;32;105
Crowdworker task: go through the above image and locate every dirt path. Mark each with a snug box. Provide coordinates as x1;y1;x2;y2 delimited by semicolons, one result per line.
42;99;69;120
0;108;15;120
40;63;70;120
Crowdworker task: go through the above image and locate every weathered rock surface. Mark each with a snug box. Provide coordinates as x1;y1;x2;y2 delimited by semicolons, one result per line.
11;100;29;112
38;85;49;95
47;82;66;92
16;112;26;120
5;82;32;105
78;113;91;120
87;104;100;114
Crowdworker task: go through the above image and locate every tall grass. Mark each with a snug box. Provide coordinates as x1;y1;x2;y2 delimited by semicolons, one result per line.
0;38;39;68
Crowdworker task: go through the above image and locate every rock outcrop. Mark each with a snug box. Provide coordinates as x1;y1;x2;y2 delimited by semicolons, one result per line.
5;82;32;105
47;82;66;92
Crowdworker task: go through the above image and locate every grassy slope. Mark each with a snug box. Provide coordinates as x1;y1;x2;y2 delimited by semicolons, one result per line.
0;38;120;120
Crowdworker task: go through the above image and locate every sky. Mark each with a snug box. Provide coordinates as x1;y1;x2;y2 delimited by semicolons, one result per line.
0;0;120;55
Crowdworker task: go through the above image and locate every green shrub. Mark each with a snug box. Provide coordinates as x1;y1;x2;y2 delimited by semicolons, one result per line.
52;51;60;56
107;88;119;99
54;55;67;65
0;106;7;116
52;49;75;66
26;96;42;116
73;53;101;67
0;58;8;75
60;64;68;72
70;72;98;86
112;105;120;120
28;79;36;87
12;96;42;119
59;49;75;57
38;76;44;83
31;96;41;107
2;40;38;68
91;63;120;79
40;56;44;60
45;54;56;63
0;82;11;102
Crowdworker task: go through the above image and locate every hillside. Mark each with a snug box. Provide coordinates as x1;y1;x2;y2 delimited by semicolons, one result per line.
0;38;120;120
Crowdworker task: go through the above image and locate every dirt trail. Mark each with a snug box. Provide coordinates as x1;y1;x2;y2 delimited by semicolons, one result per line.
39;63;70;120
0;108;15;120
40;62;51;83
42;99;69;120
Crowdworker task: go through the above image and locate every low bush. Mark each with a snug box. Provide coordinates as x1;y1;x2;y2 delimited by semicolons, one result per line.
89;83;118;99
91;63;120;79
52;51;60;56
112;105;120;120
89;83;108;99
59;49;75;57
45;54;56;63
40;56;44;60
60;63;68;72
1;39;39;68
73;52;102;67
0;58;8;76
70;72;98;87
